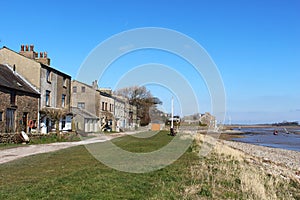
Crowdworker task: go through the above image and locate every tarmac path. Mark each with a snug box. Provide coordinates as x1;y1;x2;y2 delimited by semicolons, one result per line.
0;131;140;165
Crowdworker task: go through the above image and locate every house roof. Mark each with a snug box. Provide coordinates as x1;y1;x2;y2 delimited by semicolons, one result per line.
71;107;99;120
0;46;71;79
0;64;40;95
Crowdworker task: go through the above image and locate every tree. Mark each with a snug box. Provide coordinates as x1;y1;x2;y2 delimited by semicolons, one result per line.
114;86;162;126
40;108;69;136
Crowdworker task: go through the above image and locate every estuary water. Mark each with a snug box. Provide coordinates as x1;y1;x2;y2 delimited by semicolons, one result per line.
232;127;300;152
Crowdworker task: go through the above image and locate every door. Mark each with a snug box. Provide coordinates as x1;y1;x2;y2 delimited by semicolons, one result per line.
6;108;15;133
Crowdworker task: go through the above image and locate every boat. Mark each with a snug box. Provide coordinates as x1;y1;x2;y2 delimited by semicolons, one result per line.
273;130;278;135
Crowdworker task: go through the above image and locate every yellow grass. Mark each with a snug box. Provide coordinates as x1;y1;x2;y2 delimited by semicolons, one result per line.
184;133;300;199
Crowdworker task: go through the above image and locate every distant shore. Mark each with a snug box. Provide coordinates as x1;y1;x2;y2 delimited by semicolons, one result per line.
226;124;300;130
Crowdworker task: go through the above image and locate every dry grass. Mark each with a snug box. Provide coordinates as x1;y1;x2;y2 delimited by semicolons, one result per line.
182;133;300;199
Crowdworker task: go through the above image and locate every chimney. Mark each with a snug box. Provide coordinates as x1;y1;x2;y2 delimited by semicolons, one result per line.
19;44;51;65
36;51;50;65
20;44;35;59
92;80;98;89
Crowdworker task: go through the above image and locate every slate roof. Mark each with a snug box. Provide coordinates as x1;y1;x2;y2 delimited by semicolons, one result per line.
71;107;99;119
0;64;40;95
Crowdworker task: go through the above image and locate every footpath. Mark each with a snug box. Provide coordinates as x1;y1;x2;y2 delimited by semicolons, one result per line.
0;131;140;165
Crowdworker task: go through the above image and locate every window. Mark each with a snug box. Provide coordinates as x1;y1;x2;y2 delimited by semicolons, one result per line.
46;69;52;83
81;86;85;93
46;90;51;107
63;77;67;88
110;104;113;112
0;111;3;121
72;86;77;93
78;102;85;109
102;102;105;111
105;102;108;111
62;94;66;108
10;91;16;105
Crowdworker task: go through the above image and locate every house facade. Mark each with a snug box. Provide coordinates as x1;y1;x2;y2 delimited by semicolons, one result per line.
71;80;100;116
71;80;100;132
0;45;72;133
71;80;139;132
99;89;115;131
114;96;126;131
0;64;40;133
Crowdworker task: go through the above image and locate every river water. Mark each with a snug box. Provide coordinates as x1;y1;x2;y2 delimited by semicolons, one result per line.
232;127;300;152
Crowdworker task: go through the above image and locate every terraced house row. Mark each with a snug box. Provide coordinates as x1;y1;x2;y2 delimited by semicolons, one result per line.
0;45;138;135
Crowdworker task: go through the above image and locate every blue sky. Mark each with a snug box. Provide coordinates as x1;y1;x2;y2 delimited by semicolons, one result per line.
1;0;299;124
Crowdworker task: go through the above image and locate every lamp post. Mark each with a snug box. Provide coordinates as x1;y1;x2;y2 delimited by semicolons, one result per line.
170;97;175;136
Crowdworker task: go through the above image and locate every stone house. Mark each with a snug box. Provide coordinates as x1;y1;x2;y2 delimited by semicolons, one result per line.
125;99;138;130
0;64;40;133
71;80;116;132
0;45;72;133
71;80;139;132
99;89;115;131
113;95;126;131
71;80;100;132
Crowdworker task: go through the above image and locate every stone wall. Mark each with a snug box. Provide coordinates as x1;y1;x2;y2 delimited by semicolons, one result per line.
0;133;23;143
0;88;39;133
0;91;10;132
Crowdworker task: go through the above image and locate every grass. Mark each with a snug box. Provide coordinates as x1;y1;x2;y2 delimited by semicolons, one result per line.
0;133;82;150
29;133;81;144
0;131;299;199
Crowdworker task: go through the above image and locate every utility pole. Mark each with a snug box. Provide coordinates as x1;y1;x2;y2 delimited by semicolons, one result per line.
170;96;175;136
171;96;174;129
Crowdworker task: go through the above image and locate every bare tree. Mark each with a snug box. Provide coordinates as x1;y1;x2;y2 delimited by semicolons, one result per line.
40;108;69;136
114;86;162;126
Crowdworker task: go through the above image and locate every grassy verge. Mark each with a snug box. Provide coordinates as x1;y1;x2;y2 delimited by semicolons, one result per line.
0;131;299;199
0;133;82;150
29;133;81;144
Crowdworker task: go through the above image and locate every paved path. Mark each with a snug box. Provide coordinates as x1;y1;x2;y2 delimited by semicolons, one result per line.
0;131;140;165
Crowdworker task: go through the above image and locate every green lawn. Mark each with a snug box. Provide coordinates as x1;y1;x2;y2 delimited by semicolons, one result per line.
0;131;299;199
0;131;195;199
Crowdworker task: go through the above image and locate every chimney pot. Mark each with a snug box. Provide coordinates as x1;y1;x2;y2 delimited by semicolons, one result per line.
40;52;43;58
21;45;24;51
25;45;29;51
44;52;47;58
30;45;34;51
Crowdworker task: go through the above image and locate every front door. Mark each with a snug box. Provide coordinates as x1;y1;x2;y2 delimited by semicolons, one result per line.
6;108;15;133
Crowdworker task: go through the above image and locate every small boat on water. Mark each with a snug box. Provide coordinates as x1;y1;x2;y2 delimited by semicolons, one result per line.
273;130;278;135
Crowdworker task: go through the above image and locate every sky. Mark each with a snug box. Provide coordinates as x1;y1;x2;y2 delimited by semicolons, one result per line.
1;0;299;124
